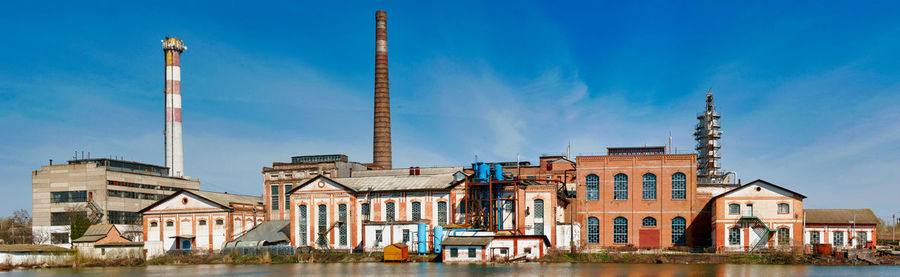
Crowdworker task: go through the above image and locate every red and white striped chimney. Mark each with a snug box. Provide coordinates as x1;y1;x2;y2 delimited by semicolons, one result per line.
163;37;186;177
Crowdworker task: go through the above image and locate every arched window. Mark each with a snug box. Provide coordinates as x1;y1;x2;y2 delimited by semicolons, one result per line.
777;227;790;245
728;204;740;214
338;204;347;245
613;217;628;244
198;220;207;226
150;221;158;227
215;219;224;225
587;217;599;243
729;227;741;245
672;172;686;200
777;203;790;214
534;199;545;235
411;202;421;221
586;174;600;200
613;174;628;200
672;217;686;244
642;173;657;200
298;205;307;246
360;203;370;221
317;204;327;246
385;202;395;222
642;217;656;227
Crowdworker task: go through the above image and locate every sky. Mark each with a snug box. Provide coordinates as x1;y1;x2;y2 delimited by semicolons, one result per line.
1;1;899;220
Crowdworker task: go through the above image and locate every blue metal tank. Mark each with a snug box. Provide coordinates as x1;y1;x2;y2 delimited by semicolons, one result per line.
417;222;427;254
433;225;444;253
492;164;504;181
475;162;489;182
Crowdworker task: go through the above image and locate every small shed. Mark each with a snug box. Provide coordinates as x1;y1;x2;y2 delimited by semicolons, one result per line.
384;243;409;262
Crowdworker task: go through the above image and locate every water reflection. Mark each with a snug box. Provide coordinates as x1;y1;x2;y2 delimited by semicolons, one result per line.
4;263;898;277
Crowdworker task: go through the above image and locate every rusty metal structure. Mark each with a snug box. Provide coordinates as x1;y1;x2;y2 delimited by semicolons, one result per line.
163;37;186;177
462;162;564;233
373;10;392;170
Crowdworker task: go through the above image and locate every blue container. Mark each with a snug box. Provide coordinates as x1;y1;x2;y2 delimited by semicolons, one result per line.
492;164;504;181
475;162;489;183
417;222;427;254
433;225;444;253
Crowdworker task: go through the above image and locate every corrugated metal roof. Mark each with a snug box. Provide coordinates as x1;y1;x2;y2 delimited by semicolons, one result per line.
334;173;458;192
232;220;291;243
191;190;262;207
351;167;462;177
806;209;879;225
441;236;493;246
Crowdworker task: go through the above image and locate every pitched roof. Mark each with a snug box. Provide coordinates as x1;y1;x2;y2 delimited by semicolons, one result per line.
140;189;262;213
711;179;806;200
350;167;463;177
73;224;116;243
231;220;290;244
441;236;493;246
289;172;460;194
806;209;879;225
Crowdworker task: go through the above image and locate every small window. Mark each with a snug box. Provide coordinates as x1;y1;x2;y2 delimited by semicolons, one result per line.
198;220;207;226
833;232;844;246
778;228;790;245
450;248;458;258
500;249;507;255
642;217;656;227
777;203;790;214
150;222;158;227
375;230;383;244
215;219;224;225
166;221;174;227
468;248;476;258
403;229;410;243
810;231;820;244
729;228;741;245
728;204;740;214
524;248;531;254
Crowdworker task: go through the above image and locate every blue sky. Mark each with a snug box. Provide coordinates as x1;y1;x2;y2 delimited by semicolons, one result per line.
2;1;899;220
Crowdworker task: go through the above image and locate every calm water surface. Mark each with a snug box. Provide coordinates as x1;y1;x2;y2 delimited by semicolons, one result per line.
2;263;899;277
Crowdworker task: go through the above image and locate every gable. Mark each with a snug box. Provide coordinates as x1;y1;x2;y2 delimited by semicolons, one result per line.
292;176;355;194
721;181;801;200
145;191;228;212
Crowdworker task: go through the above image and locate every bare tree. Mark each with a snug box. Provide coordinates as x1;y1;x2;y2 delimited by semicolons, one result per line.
0;209;33;244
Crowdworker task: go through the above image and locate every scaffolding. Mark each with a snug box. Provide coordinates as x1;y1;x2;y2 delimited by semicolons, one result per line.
461;163;564;233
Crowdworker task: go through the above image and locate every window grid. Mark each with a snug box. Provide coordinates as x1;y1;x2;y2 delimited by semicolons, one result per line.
298;205;307;246
386;202;395;222
438;202;448;226
613;217;628;244
729;228;741;245
642;174;656;200
672;217;686;244
534;199;544;219
857;232;867;244
672;173;687;199
778;203;790;214
614;174;628;200
833;232;844;246
535;223;544;235
810;231;820;244
778;228;790;245
284;184;293;209
403;229;410;243
270;185;280;210
317;204;327;246
361;203;370;221
642;217;656;227
587;217;599;243
339;204;347;246
411;202;421;221
586;174;600;200
728;204;740;214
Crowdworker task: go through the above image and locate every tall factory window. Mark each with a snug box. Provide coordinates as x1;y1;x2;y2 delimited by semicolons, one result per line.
613;217;628;244
534;223;544;236
534;199;544;219
411;202;421;221
833;232;844;246
339;204;347;246
438;202;448;226
671;173;687;199
729;227;741;245
672;217;686;244
642;217;656;227
587;217;599;243
613;174;628;200
271;185;279;210
728;204;740;214
810;231;820;244
778;228;790;245
361;203;370;221
298;205;307;246
284;184;293;209
777;203;790;214
403;229;410;243
386;202;395;222
642;173;657;200
317;204;327;246
586;174;600;200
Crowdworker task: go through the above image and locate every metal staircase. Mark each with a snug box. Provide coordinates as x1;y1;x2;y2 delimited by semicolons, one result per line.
739;216;775;253
85;200;104;224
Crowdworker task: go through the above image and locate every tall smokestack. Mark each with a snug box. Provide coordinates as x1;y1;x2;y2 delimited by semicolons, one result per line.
373;10;392;170
163;37;186;177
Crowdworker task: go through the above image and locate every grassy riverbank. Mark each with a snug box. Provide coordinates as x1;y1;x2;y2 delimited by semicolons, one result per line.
536;250;900;265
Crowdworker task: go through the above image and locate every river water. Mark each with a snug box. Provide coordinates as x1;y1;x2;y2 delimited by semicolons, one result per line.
2;263;899;277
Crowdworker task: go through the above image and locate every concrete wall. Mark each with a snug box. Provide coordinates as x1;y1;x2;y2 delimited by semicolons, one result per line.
0;252;71;265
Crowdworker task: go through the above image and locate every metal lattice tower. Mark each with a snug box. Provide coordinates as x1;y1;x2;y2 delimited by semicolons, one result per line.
695;91;726;184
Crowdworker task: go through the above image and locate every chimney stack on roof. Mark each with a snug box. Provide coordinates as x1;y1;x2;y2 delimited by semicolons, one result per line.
373;10;392;170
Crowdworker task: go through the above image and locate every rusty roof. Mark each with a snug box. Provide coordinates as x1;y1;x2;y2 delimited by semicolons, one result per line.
806;209;879;225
